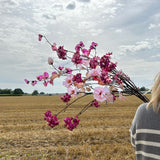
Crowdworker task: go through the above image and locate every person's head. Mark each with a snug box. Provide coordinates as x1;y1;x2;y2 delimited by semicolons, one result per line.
147;72;160;112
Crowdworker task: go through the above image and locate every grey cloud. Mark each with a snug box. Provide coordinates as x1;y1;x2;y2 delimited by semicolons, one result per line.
66;1;76;10
52;4;63;9
1;0;17;6
77;0;90;2
43;14;56;20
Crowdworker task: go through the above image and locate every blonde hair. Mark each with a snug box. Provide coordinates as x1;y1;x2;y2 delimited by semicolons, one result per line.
147;72;160;112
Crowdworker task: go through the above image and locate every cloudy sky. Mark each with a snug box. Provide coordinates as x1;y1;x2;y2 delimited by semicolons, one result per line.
0;0;160;94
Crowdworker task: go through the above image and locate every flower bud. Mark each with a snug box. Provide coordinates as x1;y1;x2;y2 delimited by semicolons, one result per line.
48;57;53;65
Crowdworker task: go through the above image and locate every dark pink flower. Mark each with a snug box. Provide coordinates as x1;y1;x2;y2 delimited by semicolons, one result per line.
58;66;64;70
75;41;84;52
24;79;29;84
31;80;37;86
91;99;100;107
100;70;111;84
112;74;122;85
79;41;84;47
81;48;90;57
43;81;48;87
52;71;57;75
100;54;111;71
37;75;43;81
108;62;117;72
65;68;73;74
44;110;52;118
106;52;112;56
43;72;49;79
72;73;82;83
89;56;100;69
72;52;82;65
90;42;98;50
64;116;80;131
38;34;43;41
61;93;71;103
44;111;60;128
57;46;67;60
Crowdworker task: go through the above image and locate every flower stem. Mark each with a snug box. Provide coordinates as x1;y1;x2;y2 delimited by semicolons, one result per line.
55;94;87;116
75;100;94;117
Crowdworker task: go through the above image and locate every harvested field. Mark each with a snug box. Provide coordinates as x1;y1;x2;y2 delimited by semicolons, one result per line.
0;95;149;159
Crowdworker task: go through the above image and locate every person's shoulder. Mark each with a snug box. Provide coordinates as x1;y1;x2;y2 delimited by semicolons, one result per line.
136;103;148;115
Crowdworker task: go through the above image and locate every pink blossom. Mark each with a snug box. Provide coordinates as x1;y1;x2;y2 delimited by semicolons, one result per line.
100;70;111;84
106;94;114;103
44;111;60;128
47;80;53;85
89;56;100;69
48;57;53;65
81;48;90;56
108;62;117;72
52;71;57;75
43;72;49;79
43;81;48;87
51;43;57;51
100;54;110;70
72;73;82;83
72;52;82;65
75;41;84;52
58;66;64;70
65;68;73;74
61;93;71;103
24;79;29;84
93;87;109;102
119;92;127;101
91;99;100;107
88;66;101;77
81;56;90;67
38;34;43;41
67;87;78;98
31;80;37;86
37;75;43;81
57;46;67;60
63;75;73;87
106;52;112;56
90;42;98;50
64;117;80;131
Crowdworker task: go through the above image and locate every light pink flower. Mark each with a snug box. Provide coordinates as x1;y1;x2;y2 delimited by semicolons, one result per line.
119;92;127;101
81;56;90;67
88;66;101;77
51;43;57;51
93;87;108;102
106;94;114;103
48;57;53;65
67;87;78;98
63;75;73;88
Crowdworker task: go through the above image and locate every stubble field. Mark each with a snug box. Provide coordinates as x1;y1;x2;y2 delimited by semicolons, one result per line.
0;95;148;160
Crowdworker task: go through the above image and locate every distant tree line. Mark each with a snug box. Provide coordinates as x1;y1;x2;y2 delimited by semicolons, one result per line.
0;88;46;96
0;88;24;96
139;86;149;92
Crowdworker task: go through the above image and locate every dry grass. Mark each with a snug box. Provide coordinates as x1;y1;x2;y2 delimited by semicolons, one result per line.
0;95;149;159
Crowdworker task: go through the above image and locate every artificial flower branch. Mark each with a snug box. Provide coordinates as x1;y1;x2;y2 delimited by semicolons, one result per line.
25;34;149;131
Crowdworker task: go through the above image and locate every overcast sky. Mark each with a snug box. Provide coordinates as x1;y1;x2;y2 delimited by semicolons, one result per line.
0;0;160;94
